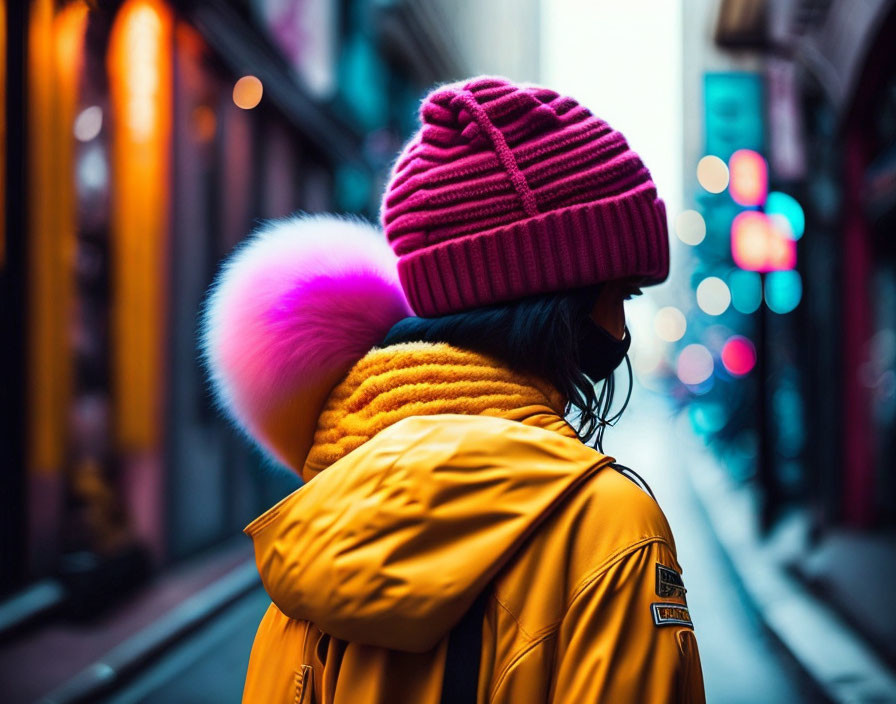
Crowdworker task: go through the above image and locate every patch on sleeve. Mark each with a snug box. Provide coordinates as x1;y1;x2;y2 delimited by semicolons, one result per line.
656;564;687;599
652;602;693;627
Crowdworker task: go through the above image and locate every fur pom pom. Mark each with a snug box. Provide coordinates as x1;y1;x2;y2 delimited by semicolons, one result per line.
201;213;412;473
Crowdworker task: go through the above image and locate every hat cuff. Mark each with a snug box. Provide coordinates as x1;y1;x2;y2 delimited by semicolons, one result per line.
397;187;669;317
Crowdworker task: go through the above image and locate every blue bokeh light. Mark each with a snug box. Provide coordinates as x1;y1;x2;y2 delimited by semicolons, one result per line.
728;269;762;314
766;191;805;240
765;270;803;314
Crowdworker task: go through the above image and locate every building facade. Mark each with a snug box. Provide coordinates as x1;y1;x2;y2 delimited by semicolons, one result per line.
0;0;540;606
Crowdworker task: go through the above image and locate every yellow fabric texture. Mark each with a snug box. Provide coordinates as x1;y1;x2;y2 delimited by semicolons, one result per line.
302;342;570;482
242;343;705;704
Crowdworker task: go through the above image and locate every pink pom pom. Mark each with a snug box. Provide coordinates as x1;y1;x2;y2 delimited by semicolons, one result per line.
201;214;412;472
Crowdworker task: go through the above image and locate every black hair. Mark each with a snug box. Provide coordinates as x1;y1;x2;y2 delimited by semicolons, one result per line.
379;285;633;453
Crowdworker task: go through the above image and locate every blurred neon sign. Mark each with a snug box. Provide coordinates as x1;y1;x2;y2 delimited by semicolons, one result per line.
731;211;796;272
728;149;767;206
765;191;805;240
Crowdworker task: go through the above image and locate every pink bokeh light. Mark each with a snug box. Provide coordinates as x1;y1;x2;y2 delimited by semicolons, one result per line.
728;149;768;207
731;211;796;272
721;335;757;376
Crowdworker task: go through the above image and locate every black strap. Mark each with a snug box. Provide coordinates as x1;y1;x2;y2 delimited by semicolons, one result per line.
440;587;490;704
438;460;625;703
610;462;656;499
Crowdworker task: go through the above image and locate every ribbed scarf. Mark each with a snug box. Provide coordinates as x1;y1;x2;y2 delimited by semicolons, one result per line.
302;342;575;482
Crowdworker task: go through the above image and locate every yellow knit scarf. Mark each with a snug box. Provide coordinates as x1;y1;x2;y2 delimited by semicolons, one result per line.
302;342;575;481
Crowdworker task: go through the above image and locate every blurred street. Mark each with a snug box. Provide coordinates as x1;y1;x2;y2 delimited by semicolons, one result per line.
613;390;818;704
101;587;270;704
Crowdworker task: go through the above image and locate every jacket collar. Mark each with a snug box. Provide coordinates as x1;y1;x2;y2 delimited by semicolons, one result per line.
302;341;575;482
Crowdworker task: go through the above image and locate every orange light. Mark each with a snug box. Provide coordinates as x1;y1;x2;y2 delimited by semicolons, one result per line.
113;2;165;140
728;149;767;206
25;0;89;475
107;0;172;451
731;211;796;272
233;75;263;110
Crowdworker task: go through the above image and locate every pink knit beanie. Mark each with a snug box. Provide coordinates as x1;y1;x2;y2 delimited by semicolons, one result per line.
382;76;670;317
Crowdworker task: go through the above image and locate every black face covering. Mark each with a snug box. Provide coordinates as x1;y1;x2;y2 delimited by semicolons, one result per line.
579;321;631;382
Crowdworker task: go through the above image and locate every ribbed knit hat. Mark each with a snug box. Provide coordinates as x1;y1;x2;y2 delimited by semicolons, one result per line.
382;76;670;317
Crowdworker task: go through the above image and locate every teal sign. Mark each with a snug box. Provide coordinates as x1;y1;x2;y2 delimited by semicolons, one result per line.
704;73;764;161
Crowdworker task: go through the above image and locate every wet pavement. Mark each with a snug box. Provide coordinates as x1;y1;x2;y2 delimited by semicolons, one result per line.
102;588;269;704
609;387;819;704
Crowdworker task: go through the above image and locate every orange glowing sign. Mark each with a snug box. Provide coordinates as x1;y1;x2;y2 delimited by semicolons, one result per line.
26;0;90;474
728;149;767;207
731;211;796;272
108;0;172;450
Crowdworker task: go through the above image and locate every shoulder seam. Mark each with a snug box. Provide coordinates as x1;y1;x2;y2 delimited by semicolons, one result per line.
489;535;671;700
565;536;671;610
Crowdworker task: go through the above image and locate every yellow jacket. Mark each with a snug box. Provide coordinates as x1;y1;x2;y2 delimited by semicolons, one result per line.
242;343;704;703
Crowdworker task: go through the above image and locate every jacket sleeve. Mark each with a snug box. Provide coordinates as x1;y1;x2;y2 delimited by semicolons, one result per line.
549;538;705;704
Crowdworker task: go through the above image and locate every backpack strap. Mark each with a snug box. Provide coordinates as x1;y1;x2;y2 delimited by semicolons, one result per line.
438;459;613;703
609;462;656;499
440;588;490;704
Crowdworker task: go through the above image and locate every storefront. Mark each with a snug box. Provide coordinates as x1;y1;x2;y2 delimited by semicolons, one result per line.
796;0;896;532
0;0;434;604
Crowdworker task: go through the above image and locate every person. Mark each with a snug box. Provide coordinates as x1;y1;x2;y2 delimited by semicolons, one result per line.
202;76;705;703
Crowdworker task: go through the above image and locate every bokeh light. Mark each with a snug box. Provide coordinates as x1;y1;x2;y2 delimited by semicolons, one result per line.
731;211;797;272
728;270;762;314
675;209;706;245
689;402;728;434
74;106;103;142
77;145;108;193
765;270;802;314
696;155;729;193
654;306;687;341
766;191;805;240
731;211;769;271
677;344;714;385
728;149;767;206
721;335;757;375
696;276;731;315
626;297;666;385
112;1;166;141
233;75;263;110
765;223;798;270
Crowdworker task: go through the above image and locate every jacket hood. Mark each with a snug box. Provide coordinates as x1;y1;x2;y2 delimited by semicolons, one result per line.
245;413;613;653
